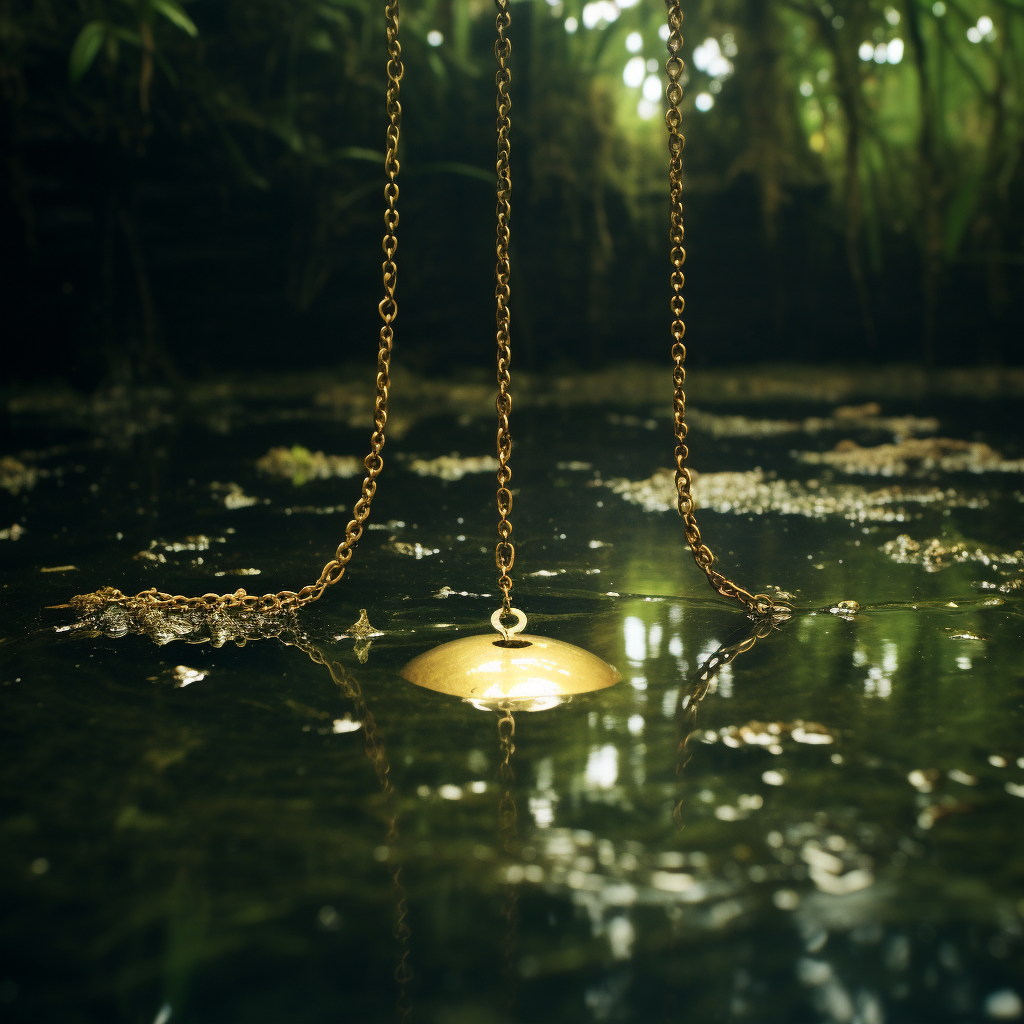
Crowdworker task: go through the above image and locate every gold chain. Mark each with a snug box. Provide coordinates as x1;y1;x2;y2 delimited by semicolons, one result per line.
493;0;515;615
664;0;791;620
69;2;404;618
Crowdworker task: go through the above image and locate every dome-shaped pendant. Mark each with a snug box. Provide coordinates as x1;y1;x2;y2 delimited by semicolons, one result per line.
401;608;621;712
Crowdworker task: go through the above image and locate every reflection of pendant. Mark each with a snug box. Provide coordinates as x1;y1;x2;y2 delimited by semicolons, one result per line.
401;608;621;712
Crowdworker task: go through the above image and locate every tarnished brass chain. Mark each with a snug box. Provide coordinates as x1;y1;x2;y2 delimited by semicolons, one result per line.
493;0;515;616
68;1;404;619
663;0;791;621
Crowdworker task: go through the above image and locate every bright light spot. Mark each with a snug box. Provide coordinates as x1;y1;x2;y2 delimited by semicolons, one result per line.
817;67;830;82
692;37;719;72
426;29;444;46
707;55;733;77
809;131;825;152
585;744;619;789
658;23;670;40
625;30;643;52
641;74;662;101
618;0;641;7
637;99;659;120
884;5;900;24
646;57;659;72
332;716;361;734
832;14;845;28
607;916;635;960
762;770;786;786
873;42;887;62
694;91;713;111
931;0;945;12
887;38;904;62
648;622;662;658
582;1;618;28
529;795;555;827
565;16;578;32
627;714;645;736
709;79;722;93
977;15;993;34
623;56;646;87
723;33;738;57
469;780;487;793
624;616;646;661
800;80;813;96
967;25;982;42
858;41;874;61
438;784;463;800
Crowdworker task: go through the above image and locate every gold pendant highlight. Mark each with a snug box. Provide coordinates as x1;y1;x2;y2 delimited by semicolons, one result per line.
401;608;621;712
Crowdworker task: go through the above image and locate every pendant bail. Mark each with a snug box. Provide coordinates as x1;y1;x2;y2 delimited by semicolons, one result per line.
491;606;527;641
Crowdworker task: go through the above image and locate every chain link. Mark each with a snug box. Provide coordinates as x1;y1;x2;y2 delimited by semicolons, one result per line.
70;1;404;618
664;0;791;621
493;0;515;616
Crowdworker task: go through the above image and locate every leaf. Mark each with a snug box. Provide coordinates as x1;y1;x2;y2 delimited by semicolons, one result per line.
69;21;107;83
335;146;386;164
152;0;199;37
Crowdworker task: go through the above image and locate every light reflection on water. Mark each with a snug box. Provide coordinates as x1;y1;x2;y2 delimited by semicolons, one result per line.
2;395;1023;1023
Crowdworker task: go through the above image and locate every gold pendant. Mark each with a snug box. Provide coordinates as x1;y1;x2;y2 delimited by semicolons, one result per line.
401;608;621;712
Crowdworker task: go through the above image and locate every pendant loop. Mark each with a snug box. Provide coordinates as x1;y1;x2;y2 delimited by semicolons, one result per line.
491;606;527;641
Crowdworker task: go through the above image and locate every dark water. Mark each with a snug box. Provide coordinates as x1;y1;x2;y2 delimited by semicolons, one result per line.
2;373;1023;1023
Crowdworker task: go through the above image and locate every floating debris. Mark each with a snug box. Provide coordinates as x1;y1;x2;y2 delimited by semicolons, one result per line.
213;568;261;576
343;609;383;640
65;594;302;647
332;716;361;734
828;600;860;618
256;445;361;485
0;523;25;541
145;535;225;555
797;437;1024;477
404;454;499;482
39;565;78;573
173;665;208;687
0;456;39;495
598;467;987;521
384;538;440;559
210;482;262;510
881;534;1024;572
686;404;938;440
557;461;593;471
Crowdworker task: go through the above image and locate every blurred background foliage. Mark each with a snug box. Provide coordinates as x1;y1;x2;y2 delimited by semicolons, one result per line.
0;0;1021;387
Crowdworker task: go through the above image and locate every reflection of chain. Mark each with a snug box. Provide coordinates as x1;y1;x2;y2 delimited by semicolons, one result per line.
69;1;404;618
673;617;776;826
496;706;518;1012
493;0;515;615
293;638;412;1021
663;0;792;621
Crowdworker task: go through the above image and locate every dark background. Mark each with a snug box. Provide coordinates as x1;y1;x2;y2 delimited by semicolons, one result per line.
2;0;1021;390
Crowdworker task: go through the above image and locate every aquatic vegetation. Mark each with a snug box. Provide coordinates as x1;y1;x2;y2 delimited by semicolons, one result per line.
257;446;361;485
687;405;938;440
209;481;262;509
882;534;1024;572
797;437;1024;476
404;454;499;481
0;457;39;495
599;467;987;520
